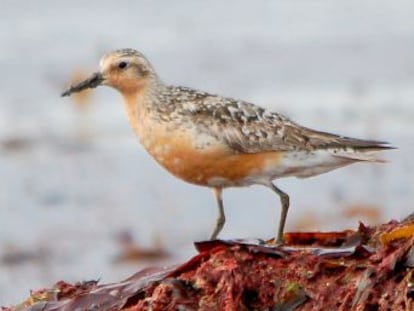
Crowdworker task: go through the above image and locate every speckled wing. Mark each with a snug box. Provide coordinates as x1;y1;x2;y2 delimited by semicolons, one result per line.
198;98;303;153
174;88;392;154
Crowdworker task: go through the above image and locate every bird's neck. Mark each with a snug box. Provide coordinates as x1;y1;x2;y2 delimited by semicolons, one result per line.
121;79;169;135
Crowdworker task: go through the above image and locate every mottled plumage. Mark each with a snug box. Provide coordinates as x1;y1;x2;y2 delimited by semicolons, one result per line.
62;48;393;243
149;85;390;154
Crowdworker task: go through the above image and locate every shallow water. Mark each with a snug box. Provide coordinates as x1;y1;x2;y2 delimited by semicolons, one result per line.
1;0;414;305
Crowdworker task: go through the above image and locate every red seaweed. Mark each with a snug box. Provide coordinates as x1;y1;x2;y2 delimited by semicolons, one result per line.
5;219;414;311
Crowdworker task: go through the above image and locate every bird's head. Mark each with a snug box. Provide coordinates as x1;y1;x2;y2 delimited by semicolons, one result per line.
62;49;157;97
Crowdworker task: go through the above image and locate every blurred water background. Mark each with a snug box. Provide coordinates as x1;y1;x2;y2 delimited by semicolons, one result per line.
1;0;413;305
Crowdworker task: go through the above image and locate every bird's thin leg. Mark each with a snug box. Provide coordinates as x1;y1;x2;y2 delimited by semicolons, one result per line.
210;187;225;240
268;183;290;243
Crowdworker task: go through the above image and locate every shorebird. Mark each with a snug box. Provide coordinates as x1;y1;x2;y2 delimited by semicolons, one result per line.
62;49;393;243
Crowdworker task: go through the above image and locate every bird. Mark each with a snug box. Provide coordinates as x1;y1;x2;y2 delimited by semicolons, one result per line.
62;48;393;243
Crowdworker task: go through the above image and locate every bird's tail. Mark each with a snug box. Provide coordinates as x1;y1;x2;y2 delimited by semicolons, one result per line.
302;127;395;162
331;149;389;163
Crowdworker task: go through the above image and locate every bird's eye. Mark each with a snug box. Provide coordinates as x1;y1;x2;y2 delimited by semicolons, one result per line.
118;61;128;69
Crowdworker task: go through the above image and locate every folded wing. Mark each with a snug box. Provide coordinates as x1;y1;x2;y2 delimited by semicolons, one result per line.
182;92;392;155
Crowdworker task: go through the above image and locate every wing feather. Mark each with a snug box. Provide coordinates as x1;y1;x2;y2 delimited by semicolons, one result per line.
172;87;393;153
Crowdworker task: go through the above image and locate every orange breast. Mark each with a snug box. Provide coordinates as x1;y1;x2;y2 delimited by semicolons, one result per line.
162;146;283;186
140;125;283;186
123;93;283;187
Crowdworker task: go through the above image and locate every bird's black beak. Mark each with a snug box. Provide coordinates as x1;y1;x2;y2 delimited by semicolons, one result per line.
61;72;104;97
